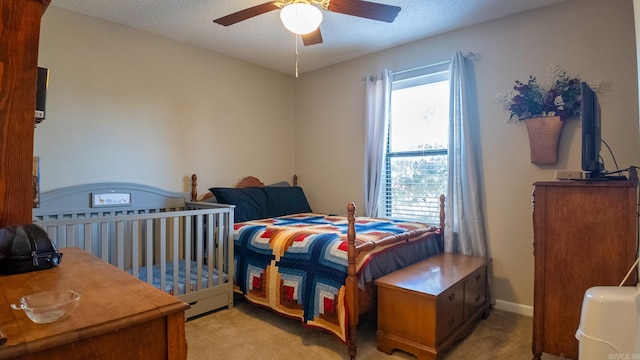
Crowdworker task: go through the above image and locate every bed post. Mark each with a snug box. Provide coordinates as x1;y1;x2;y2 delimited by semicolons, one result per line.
346;202;358;360
293;174;298;186
191;174;198;201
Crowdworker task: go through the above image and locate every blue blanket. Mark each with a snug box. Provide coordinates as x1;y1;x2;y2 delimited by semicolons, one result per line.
129;259;227;295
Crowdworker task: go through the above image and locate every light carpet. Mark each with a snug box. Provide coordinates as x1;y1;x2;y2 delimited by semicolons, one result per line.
185;299;564;359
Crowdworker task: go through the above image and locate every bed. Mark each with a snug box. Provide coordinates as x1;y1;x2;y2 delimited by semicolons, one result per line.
190;174;445;359
32;182;235;319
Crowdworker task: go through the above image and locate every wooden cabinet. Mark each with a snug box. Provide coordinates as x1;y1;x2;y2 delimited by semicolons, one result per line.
0;248;189;360
375;253;491;360
532;180;638;360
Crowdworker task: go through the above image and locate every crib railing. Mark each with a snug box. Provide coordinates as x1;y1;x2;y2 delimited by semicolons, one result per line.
34;204;234;298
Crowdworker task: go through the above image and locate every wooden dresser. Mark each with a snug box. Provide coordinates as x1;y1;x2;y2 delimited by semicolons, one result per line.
532;180;638;360
375;253;491;360
0;248;189;360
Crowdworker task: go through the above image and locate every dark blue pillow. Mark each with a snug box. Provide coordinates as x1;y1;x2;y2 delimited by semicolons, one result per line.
263;186;312;217
209;187;269;223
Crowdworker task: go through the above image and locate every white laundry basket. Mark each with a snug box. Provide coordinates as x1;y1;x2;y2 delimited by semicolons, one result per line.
575;286;640;359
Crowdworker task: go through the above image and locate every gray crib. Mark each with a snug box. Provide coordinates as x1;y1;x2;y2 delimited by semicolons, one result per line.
33;182;234;319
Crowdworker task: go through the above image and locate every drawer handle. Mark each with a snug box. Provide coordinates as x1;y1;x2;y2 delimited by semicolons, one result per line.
475;274;482;282
475;295;481;303
448;317;456;326
448;293;456;301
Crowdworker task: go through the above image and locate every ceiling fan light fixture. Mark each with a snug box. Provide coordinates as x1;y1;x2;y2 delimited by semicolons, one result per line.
279;3;322;35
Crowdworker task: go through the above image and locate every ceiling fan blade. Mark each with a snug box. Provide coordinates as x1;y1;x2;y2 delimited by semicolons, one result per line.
302;28;323;46
328;0;401;23
213;2;280;26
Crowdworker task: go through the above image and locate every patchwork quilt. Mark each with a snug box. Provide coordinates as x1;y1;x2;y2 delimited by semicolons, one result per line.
233;213;437;342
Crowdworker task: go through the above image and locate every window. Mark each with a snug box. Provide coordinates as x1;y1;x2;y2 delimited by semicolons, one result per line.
383;64;450;223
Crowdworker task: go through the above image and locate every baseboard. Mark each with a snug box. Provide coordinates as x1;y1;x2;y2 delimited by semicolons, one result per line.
493;299;533;317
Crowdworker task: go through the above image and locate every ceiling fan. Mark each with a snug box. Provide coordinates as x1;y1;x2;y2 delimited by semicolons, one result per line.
213;0;401;46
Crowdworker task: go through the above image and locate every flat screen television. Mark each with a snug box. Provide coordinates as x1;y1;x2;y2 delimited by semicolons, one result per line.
581;82;604;179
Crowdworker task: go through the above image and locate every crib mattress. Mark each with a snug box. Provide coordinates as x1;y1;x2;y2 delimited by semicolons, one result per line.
129;260;228;296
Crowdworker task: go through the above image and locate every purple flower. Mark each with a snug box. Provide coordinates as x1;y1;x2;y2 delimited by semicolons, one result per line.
499;67;582;122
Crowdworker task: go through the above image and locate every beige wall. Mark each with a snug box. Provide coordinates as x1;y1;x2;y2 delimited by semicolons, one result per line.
295;0;639;312
36;0;639;312
36;7;296;193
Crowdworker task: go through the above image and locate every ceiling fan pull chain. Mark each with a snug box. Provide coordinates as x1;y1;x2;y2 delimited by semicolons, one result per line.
295;35;299;78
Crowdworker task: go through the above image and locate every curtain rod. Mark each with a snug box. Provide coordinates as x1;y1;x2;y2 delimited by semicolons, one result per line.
389;59;450;77
362;63;447;82
363;52;479;82
389;51;480;77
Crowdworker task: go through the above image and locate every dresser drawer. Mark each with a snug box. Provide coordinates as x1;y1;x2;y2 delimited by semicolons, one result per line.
436;302;464;343
464;266;487;320
437;280;464;316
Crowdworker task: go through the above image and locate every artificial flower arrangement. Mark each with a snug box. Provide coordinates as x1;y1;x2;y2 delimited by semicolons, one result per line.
496;65;583;123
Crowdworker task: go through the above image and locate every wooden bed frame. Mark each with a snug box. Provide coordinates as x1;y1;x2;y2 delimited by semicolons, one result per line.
190;174;445;359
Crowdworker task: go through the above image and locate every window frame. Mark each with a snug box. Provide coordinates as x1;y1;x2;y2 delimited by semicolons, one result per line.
382;64;450;222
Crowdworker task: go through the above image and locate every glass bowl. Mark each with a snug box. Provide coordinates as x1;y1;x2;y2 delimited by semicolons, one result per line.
11;290;81;324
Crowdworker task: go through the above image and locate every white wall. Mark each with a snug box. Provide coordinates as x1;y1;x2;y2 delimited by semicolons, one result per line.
36;7;296;194
295;0;640;309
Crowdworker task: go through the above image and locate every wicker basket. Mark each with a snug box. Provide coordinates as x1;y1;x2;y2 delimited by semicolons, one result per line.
524;116;563;165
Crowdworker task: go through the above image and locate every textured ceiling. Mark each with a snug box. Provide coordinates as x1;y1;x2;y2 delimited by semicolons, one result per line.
50;0;566;76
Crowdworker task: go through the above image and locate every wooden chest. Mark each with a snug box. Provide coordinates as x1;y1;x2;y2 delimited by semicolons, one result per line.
375;253;491;360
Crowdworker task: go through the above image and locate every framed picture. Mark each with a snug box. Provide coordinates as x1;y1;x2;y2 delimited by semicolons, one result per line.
91;192;132;207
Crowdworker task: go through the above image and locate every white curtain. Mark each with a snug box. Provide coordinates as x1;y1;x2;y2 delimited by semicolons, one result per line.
445;52;490;257
363;71;390;217
447;51;494;303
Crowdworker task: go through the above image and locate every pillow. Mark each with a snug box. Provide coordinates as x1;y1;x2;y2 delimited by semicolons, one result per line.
266;181;291;187
209;187;269;223
263;186;312;217
200;192;217;203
